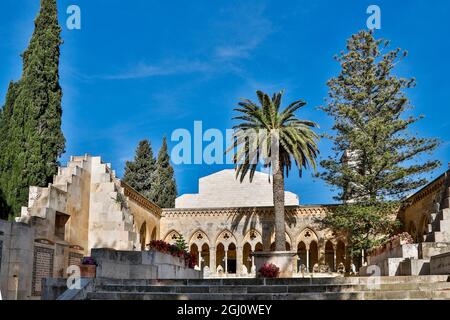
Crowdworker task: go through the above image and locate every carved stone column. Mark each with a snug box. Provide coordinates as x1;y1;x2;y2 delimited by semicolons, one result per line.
306;248;310;272
236;246;243;275
210;247;216;274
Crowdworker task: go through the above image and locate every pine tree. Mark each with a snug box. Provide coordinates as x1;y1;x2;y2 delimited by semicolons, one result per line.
150;137;177;208
0;0;65;218
123;139;156;199
175;235;188;252
320;30;440;258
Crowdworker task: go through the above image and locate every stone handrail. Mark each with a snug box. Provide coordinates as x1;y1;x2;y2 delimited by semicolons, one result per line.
120;180;162;218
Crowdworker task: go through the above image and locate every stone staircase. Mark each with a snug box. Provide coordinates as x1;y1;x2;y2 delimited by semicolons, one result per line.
18;154;140;251
83;276;450;300
397;190;450;275
362;174;450;276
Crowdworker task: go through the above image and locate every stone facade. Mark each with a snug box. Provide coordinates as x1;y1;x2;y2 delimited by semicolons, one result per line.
1;154;450;299
361;170;450;276
176;169;299;208
0;155;161;299
161;205;348;277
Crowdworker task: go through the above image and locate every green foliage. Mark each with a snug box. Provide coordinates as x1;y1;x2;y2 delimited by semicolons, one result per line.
227;90;320;180
150;137;177;208
320;30;440;202
123;139;156;200
115;192;129;210
0;0;65;219
320;30;440;255
227;90;320;250
175;235;188;252
322;201;401;257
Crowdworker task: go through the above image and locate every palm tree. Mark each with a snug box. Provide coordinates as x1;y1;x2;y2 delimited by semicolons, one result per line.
228;90;319;251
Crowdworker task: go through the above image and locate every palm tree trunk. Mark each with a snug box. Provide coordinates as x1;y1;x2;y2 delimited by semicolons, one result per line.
273;160;286;251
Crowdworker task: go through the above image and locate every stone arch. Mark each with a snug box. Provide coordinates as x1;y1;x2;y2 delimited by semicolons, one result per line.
408;222;418;242
189;229;210;247
215;229;237;247
151;227;157;241
297;227;319;249
163;230;181;244
324;240;334;271
201;243;210;268
242;242;252;272
270;232;292;251
297;241;307;271
243;229;262;250
309;241;319;272
139;221;147;251
419;215;430;243
336;240;346;266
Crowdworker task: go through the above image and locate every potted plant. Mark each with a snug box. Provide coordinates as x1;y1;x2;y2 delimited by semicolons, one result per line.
80;257;97;278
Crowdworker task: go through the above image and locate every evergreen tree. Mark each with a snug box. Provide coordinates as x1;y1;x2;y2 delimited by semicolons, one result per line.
0;82;17;219
0;0;65;218
175;235;188;252
123;139;156;199
150;137;177;208
320;30;440;257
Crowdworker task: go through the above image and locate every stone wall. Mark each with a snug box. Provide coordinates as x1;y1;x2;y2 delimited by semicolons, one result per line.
0;155;162;300
176;169;299;208
161;205;348;277
400;171;449;242
91;248;201;280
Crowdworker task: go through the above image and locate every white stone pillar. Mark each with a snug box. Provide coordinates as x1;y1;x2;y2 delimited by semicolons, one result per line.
210;248;216;274
236;246;243;276
306;249;310;272
333;251;337;272
198;251;202;270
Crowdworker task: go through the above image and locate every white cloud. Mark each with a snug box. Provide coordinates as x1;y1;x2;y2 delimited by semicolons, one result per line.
97;60;213;80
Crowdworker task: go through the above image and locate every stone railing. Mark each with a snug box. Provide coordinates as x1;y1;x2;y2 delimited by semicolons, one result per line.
120;181;162;218
162;205;336;218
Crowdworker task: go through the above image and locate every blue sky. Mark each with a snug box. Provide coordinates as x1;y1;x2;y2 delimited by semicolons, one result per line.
1;0;449;204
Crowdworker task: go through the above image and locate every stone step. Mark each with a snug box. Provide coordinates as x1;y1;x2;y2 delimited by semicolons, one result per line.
86;289;450;300
94;282;450;294
438;208;450;220
94;275;449;287
429;231;450;242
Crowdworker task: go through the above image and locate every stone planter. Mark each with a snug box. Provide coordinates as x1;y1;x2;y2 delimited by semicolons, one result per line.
80;265;96;278
252;251;297;278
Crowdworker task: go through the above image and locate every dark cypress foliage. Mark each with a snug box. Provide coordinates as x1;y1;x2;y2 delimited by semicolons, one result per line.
150;137;177;208
123;139;156;199
0;0;65;218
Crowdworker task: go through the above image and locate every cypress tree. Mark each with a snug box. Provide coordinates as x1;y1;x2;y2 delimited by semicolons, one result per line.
150;137;177;208
0;0;65;218
123;139;156;199
0;82;17;219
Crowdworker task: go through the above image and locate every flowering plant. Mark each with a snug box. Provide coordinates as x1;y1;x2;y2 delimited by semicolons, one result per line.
258;263;280;278
148;240;196;269
81;256;97;266
388;232;414;245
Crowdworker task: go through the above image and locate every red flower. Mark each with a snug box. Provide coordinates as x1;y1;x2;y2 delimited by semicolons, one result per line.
258;263;280;278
